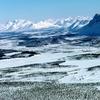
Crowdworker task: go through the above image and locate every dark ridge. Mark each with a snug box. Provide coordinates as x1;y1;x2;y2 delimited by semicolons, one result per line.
87;65;100;71
88;13;100;26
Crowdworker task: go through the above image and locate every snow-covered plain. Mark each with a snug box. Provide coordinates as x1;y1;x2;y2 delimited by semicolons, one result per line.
0;43;100;84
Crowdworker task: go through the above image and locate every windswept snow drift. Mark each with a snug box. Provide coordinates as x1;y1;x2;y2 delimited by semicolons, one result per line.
0;44;100;83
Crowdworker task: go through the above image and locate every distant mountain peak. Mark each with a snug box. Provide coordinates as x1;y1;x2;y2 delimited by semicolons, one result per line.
88;14;100;26
94;13;100;19
79;14;100;36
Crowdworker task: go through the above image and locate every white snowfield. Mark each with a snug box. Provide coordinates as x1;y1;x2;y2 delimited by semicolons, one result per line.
59;59;100;83
0;53;65;69
0;44;100;83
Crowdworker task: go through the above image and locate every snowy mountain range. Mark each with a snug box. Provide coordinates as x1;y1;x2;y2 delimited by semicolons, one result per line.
0;14;100;37
0;14;100;47
0;16;90;32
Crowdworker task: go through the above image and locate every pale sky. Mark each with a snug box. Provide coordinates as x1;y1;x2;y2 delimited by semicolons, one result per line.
0;0;100;22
